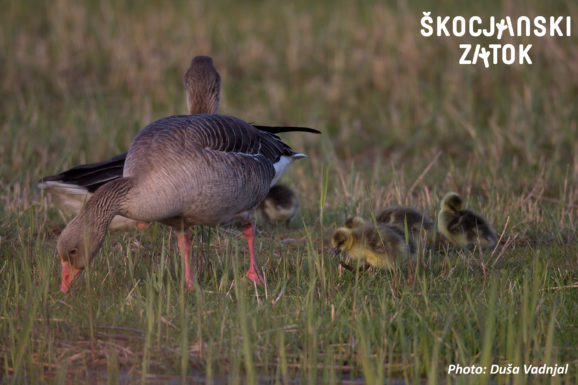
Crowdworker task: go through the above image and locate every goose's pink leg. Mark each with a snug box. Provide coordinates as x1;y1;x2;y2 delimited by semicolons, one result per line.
176;232;194;290
242;223;263;284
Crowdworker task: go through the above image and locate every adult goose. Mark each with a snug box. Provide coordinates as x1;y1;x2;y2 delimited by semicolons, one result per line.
39;56;221;230
57;113;319;292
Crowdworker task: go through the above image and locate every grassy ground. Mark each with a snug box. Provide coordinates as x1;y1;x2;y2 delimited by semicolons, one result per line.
1;0;576;383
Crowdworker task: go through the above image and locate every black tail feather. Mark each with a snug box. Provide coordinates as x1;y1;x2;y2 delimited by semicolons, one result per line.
252;125;321;135
40;152;127;193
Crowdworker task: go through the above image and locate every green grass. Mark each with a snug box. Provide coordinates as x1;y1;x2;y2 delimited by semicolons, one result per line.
1;0;577;383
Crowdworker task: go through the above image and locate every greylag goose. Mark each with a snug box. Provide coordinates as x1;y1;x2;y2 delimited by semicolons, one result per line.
437;192;497;249
57;113;319;292
39;56;221;230
331;222;413;270
257;184;299;225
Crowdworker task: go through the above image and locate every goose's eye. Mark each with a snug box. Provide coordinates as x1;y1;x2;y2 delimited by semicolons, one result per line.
69;248;78;258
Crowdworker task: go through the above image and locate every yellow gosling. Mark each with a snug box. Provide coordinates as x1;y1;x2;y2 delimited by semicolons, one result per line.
257;184;299;225
376;206;434;239
344;216;366;229
437;192;497;249
331;224;411;270
344;215;417;255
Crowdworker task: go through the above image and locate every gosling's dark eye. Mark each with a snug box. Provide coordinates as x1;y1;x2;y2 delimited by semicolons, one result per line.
69;248;78;258
337;241;344;247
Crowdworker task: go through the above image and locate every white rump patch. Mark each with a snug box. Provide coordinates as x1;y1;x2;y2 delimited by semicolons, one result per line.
271;153;307;186
38;181;89;195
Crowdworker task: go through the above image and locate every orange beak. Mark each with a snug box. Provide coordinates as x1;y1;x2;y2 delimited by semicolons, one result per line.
61;260;81;293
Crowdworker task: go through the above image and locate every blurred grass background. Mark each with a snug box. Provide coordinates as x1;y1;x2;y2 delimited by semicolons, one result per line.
0;0;576;383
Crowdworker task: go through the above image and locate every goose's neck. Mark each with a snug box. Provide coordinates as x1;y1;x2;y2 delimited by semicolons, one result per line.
187;92;219;115
58;177;134;272
81;177;133;232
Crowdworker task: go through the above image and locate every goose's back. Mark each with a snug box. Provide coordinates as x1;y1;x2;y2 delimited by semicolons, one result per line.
122;114;294;225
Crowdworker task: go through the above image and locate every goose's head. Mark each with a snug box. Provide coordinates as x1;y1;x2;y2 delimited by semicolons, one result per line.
441;192;463;213
331;227;355;256
184;55;221;115
57;215;106;292
344;216;366;229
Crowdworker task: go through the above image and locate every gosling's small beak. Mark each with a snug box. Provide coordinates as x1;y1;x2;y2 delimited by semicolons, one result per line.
332;248;342;258
60;260;81;293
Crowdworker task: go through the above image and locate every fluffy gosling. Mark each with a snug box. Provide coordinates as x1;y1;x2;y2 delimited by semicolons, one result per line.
376;206;434;239
437;192;497;249
344;216;417;254
257;184;299;225
331;224;412;270
344;216;366;229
